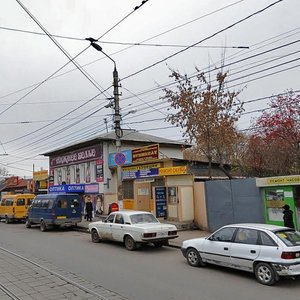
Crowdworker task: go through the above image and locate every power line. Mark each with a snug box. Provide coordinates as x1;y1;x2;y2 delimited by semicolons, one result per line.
0;26;249;49
0;0;246;103
121;0;284;81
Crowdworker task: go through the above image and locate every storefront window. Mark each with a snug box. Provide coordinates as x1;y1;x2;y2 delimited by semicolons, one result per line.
265;189;285;222
123;180;134;199
168;187;177;205
80;164;85;183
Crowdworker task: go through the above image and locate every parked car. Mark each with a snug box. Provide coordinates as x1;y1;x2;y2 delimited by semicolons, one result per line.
88;210;178;250
26;193;82;231
181;223;300;285
0;194;35;223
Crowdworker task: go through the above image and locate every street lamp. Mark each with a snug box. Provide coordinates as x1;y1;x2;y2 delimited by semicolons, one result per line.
86;38;123;204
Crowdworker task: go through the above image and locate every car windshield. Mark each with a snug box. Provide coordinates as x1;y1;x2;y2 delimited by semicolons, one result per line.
130;213;158;224
274;230;300;247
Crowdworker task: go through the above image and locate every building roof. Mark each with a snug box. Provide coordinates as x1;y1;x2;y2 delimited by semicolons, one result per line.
42;129;190;156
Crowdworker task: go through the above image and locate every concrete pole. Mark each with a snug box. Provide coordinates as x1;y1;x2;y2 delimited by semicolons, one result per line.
112;66;123;204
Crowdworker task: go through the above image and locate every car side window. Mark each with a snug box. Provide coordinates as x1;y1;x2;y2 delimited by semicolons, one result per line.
17;198;25;206
234;228;259;245
211;227;236;242
27;198;34;206
106;214;115;223
115;214;124;224
260;232;277;246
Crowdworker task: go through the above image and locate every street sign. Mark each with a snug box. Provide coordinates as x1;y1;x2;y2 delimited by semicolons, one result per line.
114;152;126;165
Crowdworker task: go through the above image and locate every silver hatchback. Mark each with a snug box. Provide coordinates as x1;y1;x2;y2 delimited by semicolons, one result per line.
181;223;300;285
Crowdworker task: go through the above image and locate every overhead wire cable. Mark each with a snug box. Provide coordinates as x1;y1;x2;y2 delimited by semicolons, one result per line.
121;0;284;81
3;0;150;144
0;0;245;102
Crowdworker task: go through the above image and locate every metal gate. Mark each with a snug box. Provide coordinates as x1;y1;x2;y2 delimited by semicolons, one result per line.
205;178;264;232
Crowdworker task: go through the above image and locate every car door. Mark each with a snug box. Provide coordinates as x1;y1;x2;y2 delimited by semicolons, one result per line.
230;228;261;271
111;213;126;242
100;214;115;240
201;227;236;267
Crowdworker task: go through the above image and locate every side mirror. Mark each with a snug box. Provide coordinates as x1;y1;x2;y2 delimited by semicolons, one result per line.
208;235;215;241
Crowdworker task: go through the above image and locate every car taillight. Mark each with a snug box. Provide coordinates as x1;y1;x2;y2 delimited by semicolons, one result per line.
13;207;15;214
281;252;300;259
168;230;177;236
143;233;156;238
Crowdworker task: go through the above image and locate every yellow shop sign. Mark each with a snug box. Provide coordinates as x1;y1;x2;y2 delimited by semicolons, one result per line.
159;166;187;176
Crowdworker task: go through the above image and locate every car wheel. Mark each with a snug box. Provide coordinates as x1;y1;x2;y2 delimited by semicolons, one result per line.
254;262;277;285
91;229;101;243
124;235;136;251
186;248;205;267
25;219;31;228
40;220;47;232
5;216;10;224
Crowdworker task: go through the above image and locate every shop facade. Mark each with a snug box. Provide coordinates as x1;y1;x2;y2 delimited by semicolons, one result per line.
43;130;188;218
47;144;105;217
256;175;300;230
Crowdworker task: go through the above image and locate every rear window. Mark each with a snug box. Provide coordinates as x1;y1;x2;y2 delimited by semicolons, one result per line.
57;199;68;209
5;199;14;206
275;230;300;246
130;213;158;224
17;198;25;206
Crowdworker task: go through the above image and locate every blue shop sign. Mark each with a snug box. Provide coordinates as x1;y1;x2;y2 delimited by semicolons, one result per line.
49;184;85;193
155;187;167;218
123;168;159;179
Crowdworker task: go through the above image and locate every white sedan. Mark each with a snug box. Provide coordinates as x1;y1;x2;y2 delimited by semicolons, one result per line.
88;210;178;250
181;223;300;285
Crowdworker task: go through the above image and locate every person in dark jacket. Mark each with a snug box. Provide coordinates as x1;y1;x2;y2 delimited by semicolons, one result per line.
85;197;93;222
282;204;295;229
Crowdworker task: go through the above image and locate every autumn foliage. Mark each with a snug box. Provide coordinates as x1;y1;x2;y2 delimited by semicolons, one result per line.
246;91;300;176
163;69;244;178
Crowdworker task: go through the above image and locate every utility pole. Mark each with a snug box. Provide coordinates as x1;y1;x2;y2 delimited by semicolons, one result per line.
112;65;124;204
86;38;124;205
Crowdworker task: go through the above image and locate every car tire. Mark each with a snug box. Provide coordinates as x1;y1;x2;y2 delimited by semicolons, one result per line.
186;248;205;267
40;220;47;232
91;229;101;243
124;235;136;251
25;219;31;228
254;262;277;285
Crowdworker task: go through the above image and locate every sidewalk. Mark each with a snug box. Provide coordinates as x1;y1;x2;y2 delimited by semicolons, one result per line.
76;216;211;249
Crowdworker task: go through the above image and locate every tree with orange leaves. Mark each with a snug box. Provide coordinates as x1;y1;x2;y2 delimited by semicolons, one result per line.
162;69;244;179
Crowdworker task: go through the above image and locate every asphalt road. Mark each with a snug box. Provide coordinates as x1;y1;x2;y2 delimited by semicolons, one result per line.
1;222;300;300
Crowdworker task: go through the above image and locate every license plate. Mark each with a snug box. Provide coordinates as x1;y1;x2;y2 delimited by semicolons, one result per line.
157;231;167;237
57;216;66;219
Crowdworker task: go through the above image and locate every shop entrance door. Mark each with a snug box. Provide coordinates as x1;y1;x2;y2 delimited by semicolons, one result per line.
167;187;178;220
134;181;151;211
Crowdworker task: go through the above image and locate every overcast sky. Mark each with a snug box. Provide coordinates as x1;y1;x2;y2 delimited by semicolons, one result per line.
1;0;299;177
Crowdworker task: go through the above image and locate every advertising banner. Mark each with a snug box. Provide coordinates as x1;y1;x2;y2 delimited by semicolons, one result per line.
132;144;159;163
123;163;161;179
50;144;103;168
49;184;85;193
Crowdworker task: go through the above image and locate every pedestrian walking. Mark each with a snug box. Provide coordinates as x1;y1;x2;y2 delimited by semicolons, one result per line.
282;204;295;229
85;197;93;222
